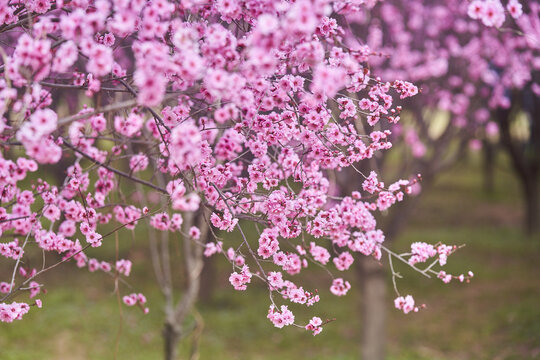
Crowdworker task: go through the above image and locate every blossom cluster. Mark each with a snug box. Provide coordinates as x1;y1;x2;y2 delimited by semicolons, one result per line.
123;293;149;314
305;316;324;335
267;305;295;329
468;0;523;27
0;301;30;323
394;295;418;314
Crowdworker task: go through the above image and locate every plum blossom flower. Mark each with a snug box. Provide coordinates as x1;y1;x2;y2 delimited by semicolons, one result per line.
394;295;418;314
267;305;295;328
0;302;30;323
305;316;323;335
229;265;252;291
330;278;351;296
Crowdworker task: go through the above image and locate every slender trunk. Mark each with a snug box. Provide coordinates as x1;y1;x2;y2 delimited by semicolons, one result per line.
163;322;181;360
523;174;540;235
358;257;387;360
482;141;496;194
357;207;407;360
161;210;209;360
496;103;540;235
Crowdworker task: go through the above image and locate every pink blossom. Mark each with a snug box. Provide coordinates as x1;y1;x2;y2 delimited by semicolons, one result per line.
394;295;418;314
229;265;252;291
114;113;144;138
0;302;30;323
507;0;523;19
204;241;223;257
267;305;295;328
170;122;203;169
330;278;351;296
305;316;323;335
309;242;331;264
333;252;354;271
116;259;132;276
129;154;149;173
408;242;437;266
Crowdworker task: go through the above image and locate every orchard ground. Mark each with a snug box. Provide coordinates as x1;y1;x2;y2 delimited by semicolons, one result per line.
1;152;539;360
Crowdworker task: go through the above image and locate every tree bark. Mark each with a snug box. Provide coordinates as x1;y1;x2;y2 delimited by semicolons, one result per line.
522;174;540;235
496;103;540;235
163;322;182;360
482;140;496;194
358;257;387;360
161;210;209;360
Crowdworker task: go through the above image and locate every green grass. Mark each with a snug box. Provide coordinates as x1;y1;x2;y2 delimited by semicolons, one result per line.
1;152;540;359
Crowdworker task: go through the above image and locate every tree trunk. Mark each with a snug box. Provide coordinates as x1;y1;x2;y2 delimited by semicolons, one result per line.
163;322;181;360
522;174;540;235
358;257;387;360
482;140;496;194
160;210;209;360
496;103;540;235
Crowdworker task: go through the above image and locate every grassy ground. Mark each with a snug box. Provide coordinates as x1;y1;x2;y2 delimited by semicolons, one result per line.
1;153;540;359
